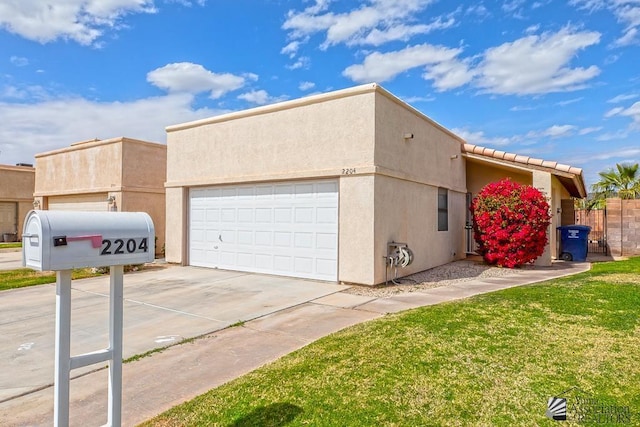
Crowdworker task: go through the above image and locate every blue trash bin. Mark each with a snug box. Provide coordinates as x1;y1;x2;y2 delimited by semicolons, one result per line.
557;225;591;261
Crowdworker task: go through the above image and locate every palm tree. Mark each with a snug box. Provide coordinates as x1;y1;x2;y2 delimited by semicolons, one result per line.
591;163;640;201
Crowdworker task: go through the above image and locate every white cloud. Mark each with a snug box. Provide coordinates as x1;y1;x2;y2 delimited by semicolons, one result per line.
607;93;638;103
525;24;540;34
578;126;602;135
343;27;601;96
422;58;474;91
354;17;455;47
299;81;316;91
542;124;577;137
596;129;630;141
147;62;247;99
572;0;640;47
286;56;311;70
0;93;220;165
343;43;467;84
617;101;640;127
613;26;639;46
281;41;301;57
1;84;50;101
282;0;440;50
0;0;158;45
10;56;28;66
556;97;584;106
476;27;601;95
605;106;624;117
237;90;270;105
502;0;526;13
237;90;287;106
451;128;514;146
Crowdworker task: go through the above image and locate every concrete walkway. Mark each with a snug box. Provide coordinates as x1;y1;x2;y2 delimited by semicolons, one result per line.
0;261;590;426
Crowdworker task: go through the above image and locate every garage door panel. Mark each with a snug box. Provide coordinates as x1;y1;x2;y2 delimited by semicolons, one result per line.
189;179;338;281
48;194;109;212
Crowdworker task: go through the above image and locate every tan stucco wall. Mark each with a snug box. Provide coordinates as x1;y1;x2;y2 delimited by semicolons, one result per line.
166;84;470;285
466;159;531;196
121;191;166;256
338;175;375;284
374;93;466;192
0;165;35;238
166;90;376;187
165;187;186;263
373;175;466;284
35;139;124;195
34;137;167;256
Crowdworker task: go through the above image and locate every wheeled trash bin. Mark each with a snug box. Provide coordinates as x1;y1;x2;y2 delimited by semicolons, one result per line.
557;225;591;261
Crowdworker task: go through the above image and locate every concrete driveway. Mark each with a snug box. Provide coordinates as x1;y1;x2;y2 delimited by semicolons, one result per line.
0;250;22;270
0;265;345;402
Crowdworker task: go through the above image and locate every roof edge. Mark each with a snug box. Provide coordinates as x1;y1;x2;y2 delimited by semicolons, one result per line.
166;83;381;133
462;143;587;198
35;137;164;158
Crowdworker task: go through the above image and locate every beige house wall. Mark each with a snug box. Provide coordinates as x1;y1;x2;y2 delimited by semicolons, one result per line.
0;165;35;238
373;175;466;284
466;160;531;196
338;175;375;284
164;187;186;262
35;139;124;195
34;137;167;255
166;89;376;187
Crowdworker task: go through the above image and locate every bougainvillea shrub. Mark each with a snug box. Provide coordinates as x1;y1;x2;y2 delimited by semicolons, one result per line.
471;178;551;268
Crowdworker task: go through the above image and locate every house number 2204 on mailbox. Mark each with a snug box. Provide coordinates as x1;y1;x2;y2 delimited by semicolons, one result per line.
100;238;149;255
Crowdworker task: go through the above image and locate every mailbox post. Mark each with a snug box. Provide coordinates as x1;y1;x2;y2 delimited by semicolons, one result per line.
22;210;155;427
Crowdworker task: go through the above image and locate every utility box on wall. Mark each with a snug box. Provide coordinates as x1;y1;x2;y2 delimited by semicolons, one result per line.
22;210;155;271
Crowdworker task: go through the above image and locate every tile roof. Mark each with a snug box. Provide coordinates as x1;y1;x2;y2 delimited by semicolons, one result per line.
461;143;583;176
461;143;587;198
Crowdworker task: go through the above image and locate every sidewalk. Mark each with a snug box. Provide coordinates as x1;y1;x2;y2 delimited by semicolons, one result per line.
0;261;590;426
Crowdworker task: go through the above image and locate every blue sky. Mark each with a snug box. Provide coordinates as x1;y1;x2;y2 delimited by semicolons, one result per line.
1;0;639;188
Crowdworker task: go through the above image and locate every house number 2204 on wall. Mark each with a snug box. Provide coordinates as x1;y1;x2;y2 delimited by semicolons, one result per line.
342;168;356;175
100;238;149;255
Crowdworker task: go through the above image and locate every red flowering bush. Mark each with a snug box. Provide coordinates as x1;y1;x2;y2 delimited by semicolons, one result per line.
471;178;551;268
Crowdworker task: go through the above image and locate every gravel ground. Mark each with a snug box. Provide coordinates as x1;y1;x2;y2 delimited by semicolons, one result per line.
343;259;533;298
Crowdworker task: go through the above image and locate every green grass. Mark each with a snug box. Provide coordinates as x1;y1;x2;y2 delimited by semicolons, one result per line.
0;268;103;291
0;241;21;249
144;257;640;427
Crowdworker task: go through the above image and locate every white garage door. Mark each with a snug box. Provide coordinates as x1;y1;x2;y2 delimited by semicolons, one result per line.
189;180;339;281
48;194;109;212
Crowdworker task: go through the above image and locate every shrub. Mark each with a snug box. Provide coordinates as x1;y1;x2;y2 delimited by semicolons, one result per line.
471;178;551;268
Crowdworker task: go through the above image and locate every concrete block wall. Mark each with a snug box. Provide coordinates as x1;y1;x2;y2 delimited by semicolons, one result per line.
606;198;640;257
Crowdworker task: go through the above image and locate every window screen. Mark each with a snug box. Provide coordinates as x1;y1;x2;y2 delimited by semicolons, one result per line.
438;187;448;231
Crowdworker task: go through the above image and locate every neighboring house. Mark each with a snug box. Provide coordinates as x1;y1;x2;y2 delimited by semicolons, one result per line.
33;137;167;255
164;83;586;286
0;164;35;241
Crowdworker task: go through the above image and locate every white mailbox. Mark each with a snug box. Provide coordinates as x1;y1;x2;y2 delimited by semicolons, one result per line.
23;210;155;271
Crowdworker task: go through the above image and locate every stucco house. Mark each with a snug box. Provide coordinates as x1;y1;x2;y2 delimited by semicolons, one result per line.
0;164;35;241
164;83;585;286
33;137;167;254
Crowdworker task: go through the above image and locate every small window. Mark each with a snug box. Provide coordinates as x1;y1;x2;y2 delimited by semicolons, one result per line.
437;187;448;231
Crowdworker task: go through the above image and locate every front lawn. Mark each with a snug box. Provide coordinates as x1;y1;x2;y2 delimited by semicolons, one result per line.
0;241;21;249
0;268;103;291
145;257;640;426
